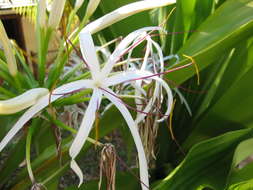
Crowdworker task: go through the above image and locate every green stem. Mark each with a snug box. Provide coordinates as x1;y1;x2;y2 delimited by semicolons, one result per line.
44;111;103;146
26;125;35;184
0;86;15;97
38;28;53;86
46;15;89;89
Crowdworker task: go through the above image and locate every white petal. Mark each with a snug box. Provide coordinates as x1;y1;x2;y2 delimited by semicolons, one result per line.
69;88;102;186
79;32;101;80
101;27;164;78
102;88;149;190
105;70;150;87
105;70;173;122
83;0;176;34
71;160;84;187
135;84;159;125
0;80;93;152
0;88;49;115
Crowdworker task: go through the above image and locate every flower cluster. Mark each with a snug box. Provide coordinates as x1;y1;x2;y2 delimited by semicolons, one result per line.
0;0;178;189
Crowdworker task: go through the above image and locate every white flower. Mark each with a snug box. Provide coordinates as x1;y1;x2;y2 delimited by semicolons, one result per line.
0;27;173;189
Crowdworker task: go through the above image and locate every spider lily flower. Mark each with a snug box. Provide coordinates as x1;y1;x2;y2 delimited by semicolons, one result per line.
0;27;173;189
0;20;17;76
125;31;168;124
48;0;66;29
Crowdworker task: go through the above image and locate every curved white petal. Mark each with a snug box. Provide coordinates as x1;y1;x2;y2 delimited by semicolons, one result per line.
69;88;102;186
135;37;165;124
105;70;173;122
102;88;149;190
135;84;159;125
79;32;101;80
0;88;49;115
0;80;93;152
83;0;176;34
105;70;151;86
101;27;163;78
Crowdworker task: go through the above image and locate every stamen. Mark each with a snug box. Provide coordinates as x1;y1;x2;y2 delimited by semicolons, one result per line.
99;87;170;118
117;30;161;63
52;88;86;96
183;54;200;85
167;100;186;156
67;39;90;69
165;79;207;94
126;62;193;83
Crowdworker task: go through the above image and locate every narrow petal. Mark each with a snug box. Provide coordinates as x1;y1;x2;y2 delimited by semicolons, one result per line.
105;70;173;122
105;70;150;86
102;88;149;190
135;84;159;125
0;80;93;152
79;32;101;79
101;27;163;78
0;88;49;115
135;37;165;124
83;0;176;34
69;88;102;186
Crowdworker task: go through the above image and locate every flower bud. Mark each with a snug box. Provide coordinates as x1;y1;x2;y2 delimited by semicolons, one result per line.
74;0;85;11
0;20;17;76
38;0;47;27
48;0;66;29
0;88;49;115
85;0;101;19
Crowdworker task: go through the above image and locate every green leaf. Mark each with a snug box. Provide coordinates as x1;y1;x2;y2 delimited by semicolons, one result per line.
154;128;253;190
227;138;253;186
168;0;253;85
184;62;253;148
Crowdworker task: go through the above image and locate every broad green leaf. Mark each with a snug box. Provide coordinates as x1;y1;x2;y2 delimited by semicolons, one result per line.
228;179;253;190
65;170;139;190
167;0;253;85
226;138;253;186
154;128;253;190
184;63;253;148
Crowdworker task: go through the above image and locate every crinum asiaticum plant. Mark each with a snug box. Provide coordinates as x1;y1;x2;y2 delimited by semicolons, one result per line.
0;0;178;189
